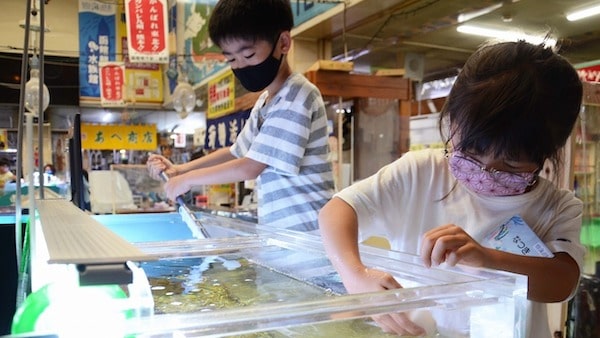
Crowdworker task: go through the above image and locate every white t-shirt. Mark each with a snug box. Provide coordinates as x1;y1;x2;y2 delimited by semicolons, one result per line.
231;73;334;232
335;148;585;338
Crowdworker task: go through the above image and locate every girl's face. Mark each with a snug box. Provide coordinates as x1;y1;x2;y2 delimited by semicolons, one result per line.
462;151;539;176
449;131;539;176
447;134;540;196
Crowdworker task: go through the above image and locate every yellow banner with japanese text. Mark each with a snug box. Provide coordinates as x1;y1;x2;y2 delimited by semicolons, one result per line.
82;124;157;150
207;69;235;119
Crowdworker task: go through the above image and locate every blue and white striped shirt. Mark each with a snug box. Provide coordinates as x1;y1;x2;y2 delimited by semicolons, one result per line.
231;73;334;232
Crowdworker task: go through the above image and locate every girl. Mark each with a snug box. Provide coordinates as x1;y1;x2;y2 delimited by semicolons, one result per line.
319;40;584;337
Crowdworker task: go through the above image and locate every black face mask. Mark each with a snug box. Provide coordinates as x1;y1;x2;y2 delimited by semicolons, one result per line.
232;37;283;92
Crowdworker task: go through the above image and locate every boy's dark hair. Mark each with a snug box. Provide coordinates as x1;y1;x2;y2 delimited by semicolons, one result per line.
440;40;582;169
208;0;294;47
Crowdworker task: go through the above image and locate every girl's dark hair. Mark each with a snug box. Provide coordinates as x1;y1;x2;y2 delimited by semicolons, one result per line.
208;0;294;47
439;40;582;170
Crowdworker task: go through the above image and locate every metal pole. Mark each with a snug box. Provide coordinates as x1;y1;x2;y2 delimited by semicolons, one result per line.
15;0;34;308
38;0;46;198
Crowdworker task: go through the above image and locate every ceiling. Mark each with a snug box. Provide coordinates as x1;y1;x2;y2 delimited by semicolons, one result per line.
1;0;600;125
1;0;598;77
294;0;600;81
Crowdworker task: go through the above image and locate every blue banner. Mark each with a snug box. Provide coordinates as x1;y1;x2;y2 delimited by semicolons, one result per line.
205;109;251;150
78;0;117;102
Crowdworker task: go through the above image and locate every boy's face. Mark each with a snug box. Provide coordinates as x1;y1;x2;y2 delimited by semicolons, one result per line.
219;36;287;92
220;38;279;70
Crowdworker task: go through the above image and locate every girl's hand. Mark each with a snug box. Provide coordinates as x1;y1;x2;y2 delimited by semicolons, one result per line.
341;267;427;336
420;224;489;268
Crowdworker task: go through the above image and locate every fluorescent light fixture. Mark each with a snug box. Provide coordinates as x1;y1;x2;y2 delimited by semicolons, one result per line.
566;3;600;21
102;111;112;122
457;25;557;47
331;48;370;62
457;3;503;23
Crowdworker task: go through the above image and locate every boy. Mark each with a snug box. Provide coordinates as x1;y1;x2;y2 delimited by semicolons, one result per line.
147;0;334;233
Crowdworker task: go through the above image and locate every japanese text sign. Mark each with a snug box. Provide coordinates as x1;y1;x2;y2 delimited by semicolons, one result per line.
207;70;235;119
577;64;600;83
82;123;157;150
78;0;117;102
125;0;169;64
100;62;126;107
205;109;250;150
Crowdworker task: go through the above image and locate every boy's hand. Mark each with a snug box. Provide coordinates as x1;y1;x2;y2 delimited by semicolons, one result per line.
420;224;488;268
147;154;176;180
163;174;193;202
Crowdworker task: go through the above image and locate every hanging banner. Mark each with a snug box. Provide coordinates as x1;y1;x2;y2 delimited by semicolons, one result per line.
82;124;157;150
577;64;600;83
116;4;164;105
181;1;226;85
207;70;235;119
100;62;126;107
291;1;337;26
205;110;250;150
164;3;179;98
125;0;169;64
78;0;117;104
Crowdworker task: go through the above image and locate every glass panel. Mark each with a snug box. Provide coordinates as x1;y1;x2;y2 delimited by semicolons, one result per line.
575;104;600;274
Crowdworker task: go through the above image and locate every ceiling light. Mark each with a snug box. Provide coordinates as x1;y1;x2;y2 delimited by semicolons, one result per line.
566;3;600;21
457;3;503;23
456;25;557;47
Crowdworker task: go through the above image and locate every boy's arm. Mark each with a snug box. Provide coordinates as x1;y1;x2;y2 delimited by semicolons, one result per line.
183;156;266;185
148;147;236;179
178;147;237;174
163;156;266;201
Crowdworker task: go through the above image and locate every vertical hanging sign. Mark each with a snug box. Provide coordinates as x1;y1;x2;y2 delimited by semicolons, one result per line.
125;0;169;64
207;70;235;119
78;0;117;104
99;62;126;107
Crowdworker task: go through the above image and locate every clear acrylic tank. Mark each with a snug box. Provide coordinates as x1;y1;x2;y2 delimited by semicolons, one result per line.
23;206;528;338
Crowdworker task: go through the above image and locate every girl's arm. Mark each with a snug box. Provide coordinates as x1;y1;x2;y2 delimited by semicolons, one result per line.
319;197;426;336
421;224;580;302
486;250;579;302
318;197;364;278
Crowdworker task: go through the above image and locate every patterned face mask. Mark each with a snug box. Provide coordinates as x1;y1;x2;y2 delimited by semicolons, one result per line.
448;150;538;196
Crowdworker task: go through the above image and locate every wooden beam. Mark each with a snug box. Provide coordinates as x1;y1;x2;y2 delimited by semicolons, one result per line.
305;70;411;100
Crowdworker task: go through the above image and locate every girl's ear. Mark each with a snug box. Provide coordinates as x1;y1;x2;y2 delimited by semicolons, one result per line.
279;31;292;54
